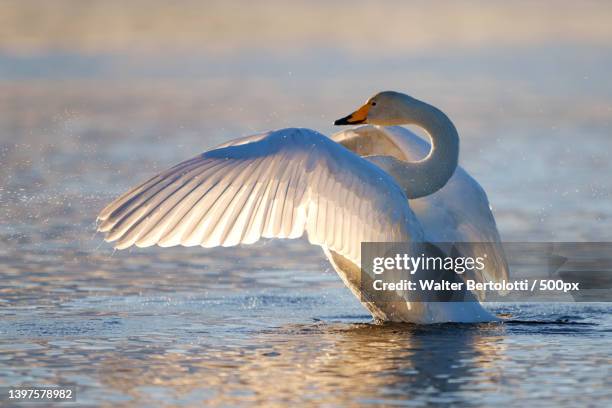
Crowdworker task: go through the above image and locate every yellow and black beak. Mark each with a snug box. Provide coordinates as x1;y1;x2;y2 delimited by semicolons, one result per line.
334;103;370;125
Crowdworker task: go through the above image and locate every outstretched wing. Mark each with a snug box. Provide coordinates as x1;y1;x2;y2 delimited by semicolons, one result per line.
332;125;509;290
97;128;422;265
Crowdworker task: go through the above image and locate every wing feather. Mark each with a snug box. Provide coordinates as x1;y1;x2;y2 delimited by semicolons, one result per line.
98;128;419;265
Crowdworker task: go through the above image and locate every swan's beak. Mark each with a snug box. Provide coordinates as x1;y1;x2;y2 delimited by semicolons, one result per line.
334;103;370;125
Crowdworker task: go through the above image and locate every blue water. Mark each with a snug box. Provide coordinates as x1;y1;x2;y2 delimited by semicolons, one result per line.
1;246;611;406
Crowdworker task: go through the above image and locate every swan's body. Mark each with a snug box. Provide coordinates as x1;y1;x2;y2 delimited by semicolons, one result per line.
97;91;508;324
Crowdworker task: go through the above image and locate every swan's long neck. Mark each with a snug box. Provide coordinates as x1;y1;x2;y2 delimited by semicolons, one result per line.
379;97;459;199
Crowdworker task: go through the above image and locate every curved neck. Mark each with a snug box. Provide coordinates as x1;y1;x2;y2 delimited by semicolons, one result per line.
375;97;459;199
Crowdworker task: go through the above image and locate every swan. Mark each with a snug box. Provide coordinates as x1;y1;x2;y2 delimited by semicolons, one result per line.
97;91;508;323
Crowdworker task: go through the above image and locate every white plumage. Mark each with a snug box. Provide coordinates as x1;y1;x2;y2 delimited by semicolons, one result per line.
331;125;509;297
98;128;421;267
98;91;509;323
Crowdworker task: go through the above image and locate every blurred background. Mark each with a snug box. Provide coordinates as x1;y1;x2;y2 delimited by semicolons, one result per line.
1;1;612;406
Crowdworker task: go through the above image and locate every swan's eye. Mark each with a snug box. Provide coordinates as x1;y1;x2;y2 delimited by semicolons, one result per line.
371;102;377;106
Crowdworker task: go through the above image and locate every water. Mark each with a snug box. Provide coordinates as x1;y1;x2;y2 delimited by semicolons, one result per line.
1;1;612;406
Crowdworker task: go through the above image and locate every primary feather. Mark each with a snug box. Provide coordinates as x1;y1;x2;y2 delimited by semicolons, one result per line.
97;128;422;266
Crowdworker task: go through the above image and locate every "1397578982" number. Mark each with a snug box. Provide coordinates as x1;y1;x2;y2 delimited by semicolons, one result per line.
6;387;75;401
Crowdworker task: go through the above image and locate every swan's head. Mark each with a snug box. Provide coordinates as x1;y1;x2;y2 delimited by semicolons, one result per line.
334;91;414;126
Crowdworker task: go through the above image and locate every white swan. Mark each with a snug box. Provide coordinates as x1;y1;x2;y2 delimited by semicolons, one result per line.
97;91;508;323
